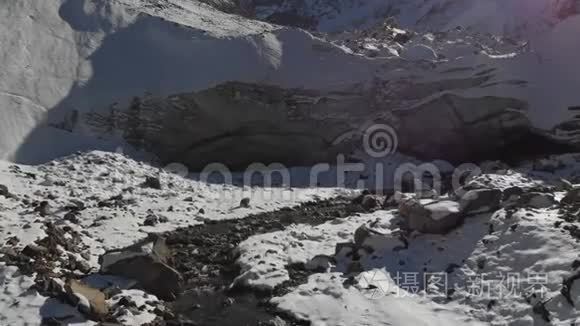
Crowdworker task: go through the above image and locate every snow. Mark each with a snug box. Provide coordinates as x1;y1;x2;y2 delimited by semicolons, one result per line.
0;150;343;325
1;0;580;325
272;271;485;326
234;212;382;290
232;156;580;325
2;150;580;325
423;200;461;221
0;264;92;325
0;0;579;165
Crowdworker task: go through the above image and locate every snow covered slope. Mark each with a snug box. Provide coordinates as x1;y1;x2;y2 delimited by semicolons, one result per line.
0;0;374;163
1;0;580;168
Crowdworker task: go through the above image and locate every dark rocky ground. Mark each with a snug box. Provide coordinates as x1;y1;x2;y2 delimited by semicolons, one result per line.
153;196;373;326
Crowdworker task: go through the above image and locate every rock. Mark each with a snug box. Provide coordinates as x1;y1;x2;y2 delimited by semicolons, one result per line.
559;178;575;191
400;199;463;234
261;316;288;326
76;259;92;274
305;255;333;272
64;211;80;224
142;176;162;190
518;192;556;209
353;224;407;250
143;215;158;226
562;188;580;205
393;31;411;44
22;244;48;257
99;236;182;300
360;195;380;211
0;184;13;198
0;246;19;260
459;189;502;215
44;278;66;297
502;186;524;201
240;197;251;208
34;201;50;217
144;213;167;226
65;279;109;319
222;297;235;307
334;242;355;257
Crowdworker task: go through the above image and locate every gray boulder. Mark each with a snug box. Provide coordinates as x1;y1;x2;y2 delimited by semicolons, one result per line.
399;199;463;234
459;189;502;215
518;192;557;208
99;236;182;300
562;189;580;205
65;279;109;320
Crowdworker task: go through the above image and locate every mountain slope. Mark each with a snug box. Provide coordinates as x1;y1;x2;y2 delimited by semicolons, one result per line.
1;0;579;168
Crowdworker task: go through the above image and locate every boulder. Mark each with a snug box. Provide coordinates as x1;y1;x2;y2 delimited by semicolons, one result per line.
0;184;13;198
65;279;108;319
399;199;463;234
142;176;162;190
562;189;580;205
240;197;251;208
99;236;182;300
518;192;557;209
502;186;524;201
360;195;380;211
22;244;49;258
352;224;407;251
459;189;502;215
305;255;334;272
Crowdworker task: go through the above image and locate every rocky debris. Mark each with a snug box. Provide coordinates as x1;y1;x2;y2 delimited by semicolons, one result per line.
399;198;463;234
65;279;109;320
163;197;366;325
518;192;557;209
99;236;182;300
142;176;162;190
1;223;85;278
459;189;502;215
